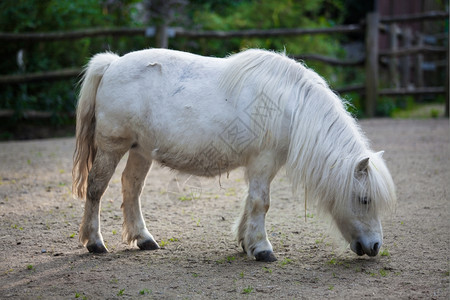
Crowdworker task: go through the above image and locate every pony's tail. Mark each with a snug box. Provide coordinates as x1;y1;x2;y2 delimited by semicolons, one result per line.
72;52;119;199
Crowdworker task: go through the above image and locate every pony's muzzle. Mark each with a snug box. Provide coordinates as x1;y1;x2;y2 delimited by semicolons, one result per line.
351;238;381;257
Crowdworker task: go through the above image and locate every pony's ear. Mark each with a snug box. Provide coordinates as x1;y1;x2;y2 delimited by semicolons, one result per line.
356;157;370;173
376;151;385;158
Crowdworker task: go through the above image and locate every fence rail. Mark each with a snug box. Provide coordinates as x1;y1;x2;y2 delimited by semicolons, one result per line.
291;54;364;66
0;24;363;42
0;68;81;84
0;109;75;119
379;45;447;57
379;10;449;23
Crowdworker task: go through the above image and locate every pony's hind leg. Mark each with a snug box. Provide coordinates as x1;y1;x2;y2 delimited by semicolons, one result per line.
236;151;280;262
121;149;159;250
79;149;125;253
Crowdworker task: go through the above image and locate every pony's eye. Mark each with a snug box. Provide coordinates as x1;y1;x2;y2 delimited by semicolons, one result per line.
359;196;370;205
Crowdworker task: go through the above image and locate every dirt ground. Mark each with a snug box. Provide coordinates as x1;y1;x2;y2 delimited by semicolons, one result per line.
0;119;448;299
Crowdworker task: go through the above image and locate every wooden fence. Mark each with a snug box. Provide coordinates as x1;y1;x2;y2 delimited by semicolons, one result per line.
0;10;448;118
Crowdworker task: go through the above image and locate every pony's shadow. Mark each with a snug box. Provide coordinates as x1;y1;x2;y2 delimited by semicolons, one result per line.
329;255;385;273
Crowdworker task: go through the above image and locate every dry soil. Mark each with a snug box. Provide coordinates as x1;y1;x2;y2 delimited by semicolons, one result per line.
0;119;449;299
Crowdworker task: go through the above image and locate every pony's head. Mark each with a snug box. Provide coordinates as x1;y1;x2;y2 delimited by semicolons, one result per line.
330;151;396;256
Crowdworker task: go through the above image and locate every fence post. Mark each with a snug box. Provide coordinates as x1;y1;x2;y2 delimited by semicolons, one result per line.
446;37;449;117
389;23;400;89
400;28;413;88
155;22;169;48
416;34;424;89
365;11;379;117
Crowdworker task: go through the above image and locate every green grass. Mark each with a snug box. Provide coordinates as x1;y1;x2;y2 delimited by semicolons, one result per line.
242;286;254;294
379;268;389;277
117;289;125;296
392;103;445;119
380;248;390;257
75;292;87;300
159;237;179;248
11;224;24;230
139;288;151;295
159;240;169;247
280;257;293;266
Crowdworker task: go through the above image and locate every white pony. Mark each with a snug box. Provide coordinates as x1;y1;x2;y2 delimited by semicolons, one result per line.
73;48;396;262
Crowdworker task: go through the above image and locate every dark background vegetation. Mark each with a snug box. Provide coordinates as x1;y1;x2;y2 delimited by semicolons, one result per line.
0;0;447;139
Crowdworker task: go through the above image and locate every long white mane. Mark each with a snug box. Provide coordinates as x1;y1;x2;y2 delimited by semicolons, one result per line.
220;49;396;216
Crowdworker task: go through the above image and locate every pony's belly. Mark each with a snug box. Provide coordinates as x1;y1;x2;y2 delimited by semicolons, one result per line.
152;149;241;177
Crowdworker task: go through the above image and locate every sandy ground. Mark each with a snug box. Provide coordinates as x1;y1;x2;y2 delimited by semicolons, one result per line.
0;119;448;299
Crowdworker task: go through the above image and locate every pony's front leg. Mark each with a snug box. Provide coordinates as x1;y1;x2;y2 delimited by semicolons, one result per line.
236;152;279;262
121;150;159;250
79;149;124;253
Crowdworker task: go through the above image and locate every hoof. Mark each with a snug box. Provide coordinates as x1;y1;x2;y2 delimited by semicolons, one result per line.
137;239;160;250
255;250;277;262
86;242;108;254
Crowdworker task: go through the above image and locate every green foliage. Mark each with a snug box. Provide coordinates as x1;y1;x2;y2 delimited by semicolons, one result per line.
0;0;146;125
376;97;397;117
182;0;347;77
1;0;371;132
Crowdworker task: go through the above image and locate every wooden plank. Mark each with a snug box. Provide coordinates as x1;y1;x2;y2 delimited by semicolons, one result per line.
291;54;364;66
380;11;449;23
446;39;449;117
416;35;424;90
389;23;400;88
155;25;169;48
175;25;363;39
400;28;412;88
0;109;75;119
379;86;445;96
365;12;379;117
379;45;447;56
0;68;81;84
0;25;363;42
334;84;365;94
0;28;147;42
